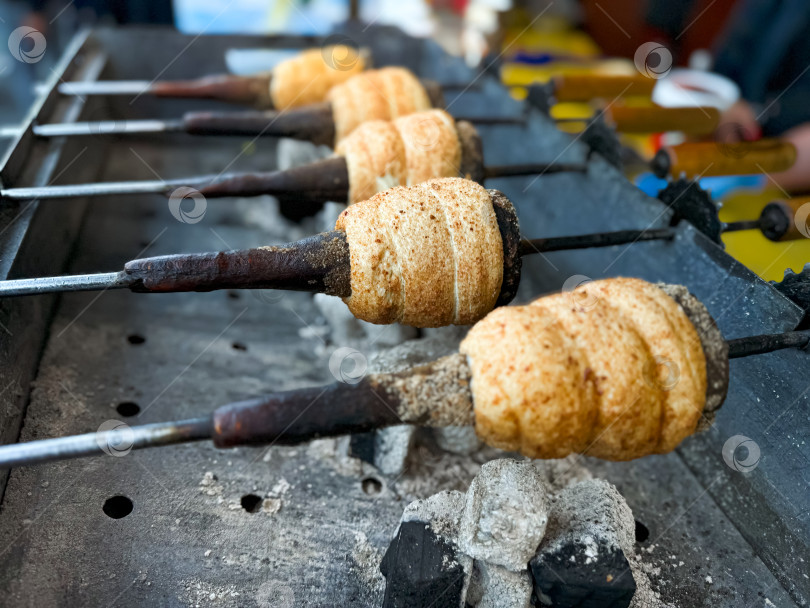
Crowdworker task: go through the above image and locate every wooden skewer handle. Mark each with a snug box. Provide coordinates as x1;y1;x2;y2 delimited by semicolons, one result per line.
606;105;720;135
551;73;656;103
151;73;273;108
760;197;810;242
655;139;798;178
123;231;351;296
182;103;336;146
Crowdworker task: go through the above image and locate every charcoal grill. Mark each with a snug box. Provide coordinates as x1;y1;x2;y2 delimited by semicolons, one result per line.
0;25;807;607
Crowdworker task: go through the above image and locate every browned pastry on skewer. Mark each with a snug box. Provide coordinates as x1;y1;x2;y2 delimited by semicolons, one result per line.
460;277;728;461
0;277;736;468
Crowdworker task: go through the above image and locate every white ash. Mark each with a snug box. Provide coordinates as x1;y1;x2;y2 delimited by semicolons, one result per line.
394;441;505;501
350;531;385;604
530;456;593;493
541;479;636;557
459;459;551;572
367;327;467;373
306;436;372;478
358;320;419;347
313;294;366;345
276;138;331;170
434;426;482;455
401;490;466;541
373;425;417;476
627;551;674;608
467;560;532;608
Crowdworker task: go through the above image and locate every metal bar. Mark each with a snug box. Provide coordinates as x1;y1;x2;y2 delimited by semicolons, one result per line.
57;80;153;96
0;272;133;297
727;330;810;358
484;162;587;179
723;219;761;233
519;228;674;256
0;175;210;200
0;417;212;469
32;119;184;138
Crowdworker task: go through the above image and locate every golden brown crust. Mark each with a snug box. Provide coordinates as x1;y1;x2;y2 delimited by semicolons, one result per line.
335;120;408;204
587;278;707;453
459;278;709;461
269;46;365;111
394;110;461;186
336;110;461;204
336;177;503;327
327;67;432;142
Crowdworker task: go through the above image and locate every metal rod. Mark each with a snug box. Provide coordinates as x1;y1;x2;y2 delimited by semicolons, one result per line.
58;80;155;96
519;228;674;256
484;162;587;179
723;219;761;233
0;272;133;297
0;175;214;201
32;119;185;138
727;330;810;358
0;417;212;468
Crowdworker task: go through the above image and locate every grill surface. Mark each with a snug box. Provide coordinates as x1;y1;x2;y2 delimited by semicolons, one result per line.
0;26;807;607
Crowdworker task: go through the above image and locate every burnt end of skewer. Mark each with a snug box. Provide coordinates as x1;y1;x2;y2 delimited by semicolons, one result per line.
198;156;350;206
151;73;273;108
213;354;474;447
123;231;351;296
489;189;523;307
182;103;336;146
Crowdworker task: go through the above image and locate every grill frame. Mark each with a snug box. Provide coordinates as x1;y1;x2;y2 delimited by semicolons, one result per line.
0;25;807;607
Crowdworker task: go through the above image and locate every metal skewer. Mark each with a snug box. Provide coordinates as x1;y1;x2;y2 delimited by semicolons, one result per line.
0;225;675;299
0;326;807;470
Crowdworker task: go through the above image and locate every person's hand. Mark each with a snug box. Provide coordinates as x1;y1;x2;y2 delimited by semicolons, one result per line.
717;99;761;142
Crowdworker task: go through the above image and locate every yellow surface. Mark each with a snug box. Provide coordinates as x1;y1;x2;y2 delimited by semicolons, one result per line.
719;191;810;281
498;14;809;281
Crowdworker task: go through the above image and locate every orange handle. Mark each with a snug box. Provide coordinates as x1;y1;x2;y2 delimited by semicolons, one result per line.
551;74;656;103
658;139;797;178
605;105;720;135
760;197;810;242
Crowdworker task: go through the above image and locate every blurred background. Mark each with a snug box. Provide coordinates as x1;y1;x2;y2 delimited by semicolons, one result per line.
1;0;809;279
